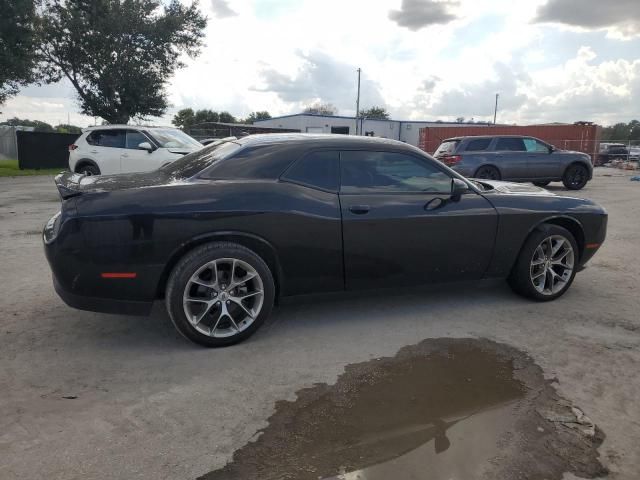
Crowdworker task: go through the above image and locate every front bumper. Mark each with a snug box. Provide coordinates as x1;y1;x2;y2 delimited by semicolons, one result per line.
53;274;152;316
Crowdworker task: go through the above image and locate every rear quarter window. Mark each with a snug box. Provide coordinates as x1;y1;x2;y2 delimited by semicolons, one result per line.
434;140;460;156
281;151;339;192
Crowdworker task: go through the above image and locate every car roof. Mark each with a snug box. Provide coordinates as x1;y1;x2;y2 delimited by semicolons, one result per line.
83;125;176;131
442;134;542;142
234;133;417;150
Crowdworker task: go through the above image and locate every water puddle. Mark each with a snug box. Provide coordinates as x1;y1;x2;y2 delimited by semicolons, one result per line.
199;338;606;480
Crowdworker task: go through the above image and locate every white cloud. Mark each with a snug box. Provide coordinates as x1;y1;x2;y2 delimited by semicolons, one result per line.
1;0;640;127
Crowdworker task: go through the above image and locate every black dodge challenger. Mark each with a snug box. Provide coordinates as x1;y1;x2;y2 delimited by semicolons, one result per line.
44;134;607;347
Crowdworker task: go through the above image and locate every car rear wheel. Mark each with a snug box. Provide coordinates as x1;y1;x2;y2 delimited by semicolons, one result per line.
474;165;501;180
562;164;588;190
166;242;275;347
77;164;100;176
533;181;550;187
508;225;578;301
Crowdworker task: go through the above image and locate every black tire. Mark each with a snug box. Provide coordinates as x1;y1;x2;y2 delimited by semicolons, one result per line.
508;224;579;302
562;164;588;190
533;181;550;187
77;163;100;176
166;242;275;347
474;165;501;180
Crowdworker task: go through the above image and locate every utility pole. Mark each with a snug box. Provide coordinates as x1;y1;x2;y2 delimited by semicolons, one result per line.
356;68;361;135
493;93;499;125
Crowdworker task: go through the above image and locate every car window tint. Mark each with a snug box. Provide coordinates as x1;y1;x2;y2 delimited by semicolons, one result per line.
282;151;339;191
434;140;459;156
340;151;451;193
88;130;125;148
465;138;492;151
126;131;148;149
523;138;549;153
495;137;526;151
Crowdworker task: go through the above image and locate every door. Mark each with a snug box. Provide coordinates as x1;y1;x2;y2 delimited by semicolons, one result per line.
87;129;127;174
523;137;557;179
493;137;528;179
339;150;498;290
120;130;160;173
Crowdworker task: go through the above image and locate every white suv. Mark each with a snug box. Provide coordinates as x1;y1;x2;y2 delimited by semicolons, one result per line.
69;125;203;175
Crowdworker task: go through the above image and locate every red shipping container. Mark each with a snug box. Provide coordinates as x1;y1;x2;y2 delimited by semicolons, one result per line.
419;123;601;161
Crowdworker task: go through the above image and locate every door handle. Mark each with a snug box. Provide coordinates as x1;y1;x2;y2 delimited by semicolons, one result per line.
424;198;447;211
349;205;370;215
90;150;98;153
122;153;129;157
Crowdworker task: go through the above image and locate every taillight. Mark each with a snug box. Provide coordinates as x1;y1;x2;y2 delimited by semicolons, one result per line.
68;144;78;151
441;155;462;166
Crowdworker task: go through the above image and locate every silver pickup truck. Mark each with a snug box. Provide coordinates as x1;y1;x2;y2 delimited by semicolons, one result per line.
434;135;593;190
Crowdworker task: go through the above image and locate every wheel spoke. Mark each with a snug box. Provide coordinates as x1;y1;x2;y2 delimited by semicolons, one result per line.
238;290;262;300
230;297;255;319
229;272;257;290
532;269;546;280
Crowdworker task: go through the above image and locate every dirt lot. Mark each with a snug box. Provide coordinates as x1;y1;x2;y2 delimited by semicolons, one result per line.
1;169;639;479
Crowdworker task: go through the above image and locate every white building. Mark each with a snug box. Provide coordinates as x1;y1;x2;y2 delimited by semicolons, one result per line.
254;113;487;147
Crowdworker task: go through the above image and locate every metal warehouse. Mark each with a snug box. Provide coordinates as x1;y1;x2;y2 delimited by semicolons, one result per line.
254;114;485;147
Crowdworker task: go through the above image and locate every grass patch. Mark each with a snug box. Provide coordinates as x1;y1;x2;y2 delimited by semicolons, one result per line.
0;158;66;177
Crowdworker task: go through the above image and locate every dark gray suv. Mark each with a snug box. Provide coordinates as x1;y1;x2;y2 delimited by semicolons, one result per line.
434;135;593;190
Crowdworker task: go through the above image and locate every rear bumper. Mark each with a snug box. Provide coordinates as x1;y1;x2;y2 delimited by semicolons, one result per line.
53;274;153;316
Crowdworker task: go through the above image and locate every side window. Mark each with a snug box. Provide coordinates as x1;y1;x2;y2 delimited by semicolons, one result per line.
495;137;526;152
340;151;452;193
87;130;125;148
465;138;492;151
126;130;148;149
523;138;550;153
282;151;339;192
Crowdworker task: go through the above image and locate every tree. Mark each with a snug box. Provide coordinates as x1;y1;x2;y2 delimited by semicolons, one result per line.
242;111;271;124
194;109;220;125
0;0;40;108
455;117;465;123
54;123;83;134
303;102;336;115
0;117;54;131
36;0;207;124
358;106;390;120
218;111;236;123
172;108;195;129
601;120;640;142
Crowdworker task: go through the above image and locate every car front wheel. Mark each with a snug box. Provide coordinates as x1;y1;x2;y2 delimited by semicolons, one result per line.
508;225;578;301
562;164;589;190
166;242;275;347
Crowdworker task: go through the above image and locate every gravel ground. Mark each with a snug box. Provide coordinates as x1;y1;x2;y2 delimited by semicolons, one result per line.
1;169;639;479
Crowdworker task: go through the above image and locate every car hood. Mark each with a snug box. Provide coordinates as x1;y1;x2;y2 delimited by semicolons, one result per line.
476;180;554;196
54;170;184;198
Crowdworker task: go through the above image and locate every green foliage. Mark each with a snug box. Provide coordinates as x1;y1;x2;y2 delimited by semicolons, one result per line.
217;111;236;123
358;106;390;120
0;117;54;131
36;0;207;124
54;123;83;134
172;108;241;129
0;0;40;107
600;120;640;142
242;111;271;124
0;158;64;176
303;102;337;115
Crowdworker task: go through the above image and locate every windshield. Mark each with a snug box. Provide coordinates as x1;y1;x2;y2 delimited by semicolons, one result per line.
434;140;460;156
149;128;202;149
159;140;242;179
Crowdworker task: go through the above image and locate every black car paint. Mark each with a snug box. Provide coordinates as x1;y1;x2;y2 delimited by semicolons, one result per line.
44;134;607;316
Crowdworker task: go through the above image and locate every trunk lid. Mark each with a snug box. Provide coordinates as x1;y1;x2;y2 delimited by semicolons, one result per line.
54;170;177;199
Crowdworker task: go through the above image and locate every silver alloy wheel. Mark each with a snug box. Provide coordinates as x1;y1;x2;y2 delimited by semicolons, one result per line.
183;258;264;338
529;235;574;295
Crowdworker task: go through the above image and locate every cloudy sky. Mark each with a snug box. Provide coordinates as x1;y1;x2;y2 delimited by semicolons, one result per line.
2;0;640;126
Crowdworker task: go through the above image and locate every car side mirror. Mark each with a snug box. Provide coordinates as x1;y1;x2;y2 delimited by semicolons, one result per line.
138;141;154;153
451;178;468;201
548;145;555;154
